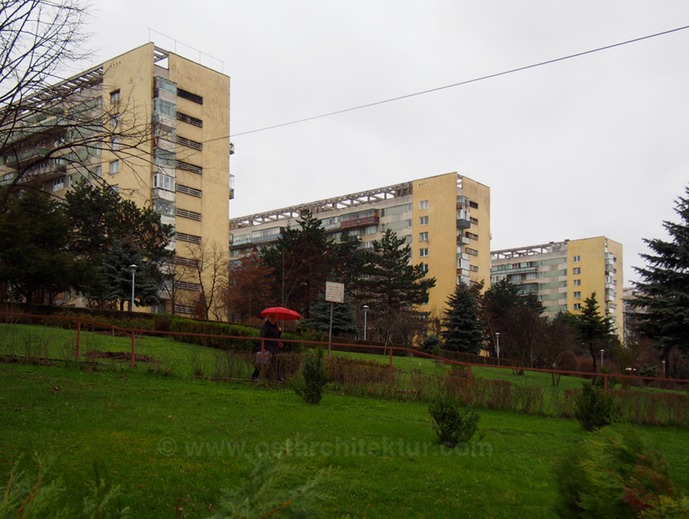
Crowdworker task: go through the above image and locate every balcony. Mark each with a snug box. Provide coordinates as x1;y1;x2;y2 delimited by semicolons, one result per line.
340;215;380;229
22;158;68;182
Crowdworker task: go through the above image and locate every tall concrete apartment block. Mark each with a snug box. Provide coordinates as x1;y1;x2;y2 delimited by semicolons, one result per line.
490;237;624;333
0;43;231;315
230;172;491;317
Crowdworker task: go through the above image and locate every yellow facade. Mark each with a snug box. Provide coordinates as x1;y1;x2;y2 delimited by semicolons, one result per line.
2;43;231;316
491;236;624;337
412;173;491;316
567;237;624;333
230;171;491;321
100;43;231;316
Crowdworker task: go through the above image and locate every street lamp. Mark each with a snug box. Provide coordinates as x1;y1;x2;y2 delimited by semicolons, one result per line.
362;304;369;341
495;332;500;366
600;349;605;370
129;264;137;313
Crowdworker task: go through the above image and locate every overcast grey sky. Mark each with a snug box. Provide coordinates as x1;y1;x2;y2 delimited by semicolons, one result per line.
85;1;689;286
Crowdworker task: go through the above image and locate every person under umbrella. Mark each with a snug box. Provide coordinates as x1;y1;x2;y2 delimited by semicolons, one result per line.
251;312;283;381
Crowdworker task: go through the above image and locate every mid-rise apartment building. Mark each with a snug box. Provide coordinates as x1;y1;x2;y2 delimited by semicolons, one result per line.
230;172;491;317
490;237;624;334
0;43;232;315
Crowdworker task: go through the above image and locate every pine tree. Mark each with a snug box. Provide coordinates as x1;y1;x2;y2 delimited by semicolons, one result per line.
354;230;436;344
632;186;689;369
441;281;483;354
574;293;614;372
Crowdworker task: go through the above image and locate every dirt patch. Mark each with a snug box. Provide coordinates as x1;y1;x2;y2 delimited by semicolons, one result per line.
84;350;158;364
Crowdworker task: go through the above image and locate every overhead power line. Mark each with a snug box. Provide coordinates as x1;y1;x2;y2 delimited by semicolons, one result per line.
229;24;689;138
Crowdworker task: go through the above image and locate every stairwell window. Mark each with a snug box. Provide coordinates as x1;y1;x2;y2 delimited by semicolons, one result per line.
109;160;120;175
420;248;429;258
419;232;428;242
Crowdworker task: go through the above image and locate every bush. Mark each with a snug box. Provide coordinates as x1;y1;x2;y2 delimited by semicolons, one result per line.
574;382;618;431
555;426;688;518
296;349;328;404
421;334;440;355
428;395;479;447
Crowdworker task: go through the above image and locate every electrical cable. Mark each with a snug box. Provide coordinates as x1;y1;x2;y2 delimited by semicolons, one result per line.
229;23;689;138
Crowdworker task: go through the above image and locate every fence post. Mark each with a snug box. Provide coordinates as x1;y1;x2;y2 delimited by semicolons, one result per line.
130;329;136;368
75;319;81;361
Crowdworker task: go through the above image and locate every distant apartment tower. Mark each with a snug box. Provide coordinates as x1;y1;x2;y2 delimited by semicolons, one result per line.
230;172;491;317
0;43;232;315
490;237;624;333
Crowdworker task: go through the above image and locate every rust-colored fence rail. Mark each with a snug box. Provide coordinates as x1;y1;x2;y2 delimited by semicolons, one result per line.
0;310;686;392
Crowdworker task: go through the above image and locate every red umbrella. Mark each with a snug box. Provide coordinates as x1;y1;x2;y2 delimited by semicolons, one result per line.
259;306;302;321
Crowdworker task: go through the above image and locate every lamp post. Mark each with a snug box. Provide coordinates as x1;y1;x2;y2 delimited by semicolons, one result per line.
495;332;500;366
600;349;605;370
129;264;137;313
362;304;369;341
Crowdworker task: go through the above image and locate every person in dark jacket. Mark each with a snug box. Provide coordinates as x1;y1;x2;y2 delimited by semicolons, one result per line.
252;313;283;380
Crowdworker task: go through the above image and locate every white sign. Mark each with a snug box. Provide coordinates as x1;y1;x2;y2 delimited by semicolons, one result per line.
325;281;345;303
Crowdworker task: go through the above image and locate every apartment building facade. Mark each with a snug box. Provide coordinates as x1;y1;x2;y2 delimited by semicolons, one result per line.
0;43;232;315
490;237;624;334
230;172;491;318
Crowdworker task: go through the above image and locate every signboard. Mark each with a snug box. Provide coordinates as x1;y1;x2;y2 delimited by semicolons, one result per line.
325;281;345;303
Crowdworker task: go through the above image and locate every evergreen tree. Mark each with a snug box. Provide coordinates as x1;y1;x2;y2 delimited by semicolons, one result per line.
632;186;689;371
302;294;358;338
440;281;483;354
63;181;173;308
574;293;614;372
0;189;75;307
354;230;436;344
481;278;544;363
260;212;336;317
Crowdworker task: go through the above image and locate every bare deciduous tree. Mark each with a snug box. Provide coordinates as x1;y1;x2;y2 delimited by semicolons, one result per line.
179;242;228;321
0;0;151;209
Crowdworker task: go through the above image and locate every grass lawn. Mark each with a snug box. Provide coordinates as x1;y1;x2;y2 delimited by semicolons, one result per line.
2;361;689;518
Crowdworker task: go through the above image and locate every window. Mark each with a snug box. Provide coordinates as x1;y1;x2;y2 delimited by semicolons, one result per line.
91;165;102;178
111;136;120;151
109;160;120;175
420;248;429;258
177;160;203;174
176;207;202;221
573;267;581;275
573;255;581;262
465;247;479;256
154;98;176;118
420;263;429;273
177;88;203;105
177;111;203;128
177;135;203;151
177;184;202;197
154;173;175;191
419;232;428;242
573;303;581;311
419;200;429;210
420;215;429;225
573;279;581;286
110;114;120;128
110;89;121;105
574;291;581;299
177;232;202;244
52;177;64;191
